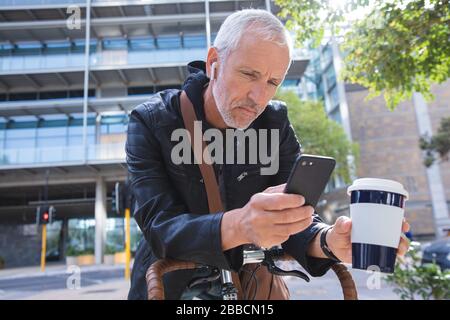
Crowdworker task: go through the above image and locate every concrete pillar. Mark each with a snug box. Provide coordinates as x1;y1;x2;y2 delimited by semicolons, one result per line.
205;0;211;49
413;92;449;238
82;0;92;163
95;176;107;264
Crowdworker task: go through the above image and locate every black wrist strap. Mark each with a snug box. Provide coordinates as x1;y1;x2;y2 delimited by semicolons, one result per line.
320;227;341;262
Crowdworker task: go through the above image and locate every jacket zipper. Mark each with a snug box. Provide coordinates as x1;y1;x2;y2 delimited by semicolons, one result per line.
237;171;248;181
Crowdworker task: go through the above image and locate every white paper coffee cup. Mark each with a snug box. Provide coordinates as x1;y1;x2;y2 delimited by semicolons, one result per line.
347;178;409;273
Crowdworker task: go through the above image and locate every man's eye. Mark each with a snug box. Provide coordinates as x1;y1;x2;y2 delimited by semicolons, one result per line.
242;71;255;78
269;81;279;87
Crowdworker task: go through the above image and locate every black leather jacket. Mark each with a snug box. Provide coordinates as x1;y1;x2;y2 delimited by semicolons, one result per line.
126;61;335;300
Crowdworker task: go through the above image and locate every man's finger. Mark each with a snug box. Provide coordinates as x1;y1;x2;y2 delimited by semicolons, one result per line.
252;192;305;211
273;215;314;236
264;183;286;194
397;237;409;256
271;206;314;225
402;220;410;233
333;216;352;234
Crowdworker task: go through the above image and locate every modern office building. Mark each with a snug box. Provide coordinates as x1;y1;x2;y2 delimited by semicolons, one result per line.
0;0;309;268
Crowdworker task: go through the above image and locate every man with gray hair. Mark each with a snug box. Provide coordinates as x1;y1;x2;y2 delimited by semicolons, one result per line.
126;9;410;300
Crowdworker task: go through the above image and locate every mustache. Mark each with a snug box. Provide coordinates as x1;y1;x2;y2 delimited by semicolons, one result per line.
233;99;259;111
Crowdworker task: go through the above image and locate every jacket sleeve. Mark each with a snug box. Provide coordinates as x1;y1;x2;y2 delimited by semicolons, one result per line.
125;104;232;270
271;106;337;277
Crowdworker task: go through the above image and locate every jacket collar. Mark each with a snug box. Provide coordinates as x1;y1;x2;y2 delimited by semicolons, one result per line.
182;61;214;130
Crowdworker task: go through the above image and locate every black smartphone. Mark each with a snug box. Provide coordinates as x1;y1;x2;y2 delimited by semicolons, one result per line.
284;154;336;208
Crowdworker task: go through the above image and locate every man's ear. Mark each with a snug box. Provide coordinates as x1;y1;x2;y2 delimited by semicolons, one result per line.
206;46;219;79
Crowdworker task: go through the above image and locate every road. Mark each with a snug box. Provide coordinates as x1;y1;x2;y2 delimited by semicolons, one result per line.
285;266;399;300
0;265;126;300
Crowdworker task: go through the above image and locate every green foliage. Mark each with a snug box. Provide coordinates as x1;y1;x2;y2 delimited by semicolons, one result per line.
274;89;359;184
342;0;450;110
65;245;82;257
385;243;450;300
0;256;5;269
419;117;450;167
275;0;450;110
82;248;94;255
66;245;94;257
105;244;120;255
275;0;370;47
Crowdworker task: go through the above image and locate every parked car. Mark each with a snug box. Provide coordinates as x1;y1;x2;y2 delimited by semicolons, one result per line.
421;236;450;270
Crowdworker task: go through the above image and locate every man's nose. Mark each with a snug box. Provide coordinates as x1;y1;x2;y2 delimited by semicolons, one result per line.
248;83;268;107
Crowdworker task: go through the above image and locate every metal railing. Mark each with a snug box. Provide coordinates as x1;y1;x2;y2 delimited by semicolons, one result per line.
0;142;125;167
0;48;207;73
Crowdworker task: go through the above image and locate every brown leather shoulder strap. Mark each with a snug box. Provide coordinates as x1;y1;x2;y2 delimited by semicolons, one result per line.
179;91;224;213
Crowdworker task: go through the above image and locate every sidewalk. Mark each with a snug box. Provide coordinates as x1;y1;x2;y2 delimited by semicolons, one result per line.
22;279;130;300
0;263;127;281
0;263;131;300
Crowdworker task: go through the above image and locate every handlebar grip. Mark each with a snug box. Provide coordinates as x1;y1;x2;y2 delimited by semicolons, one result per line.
331;263;358;300
146;258;201;300
276;253;357;300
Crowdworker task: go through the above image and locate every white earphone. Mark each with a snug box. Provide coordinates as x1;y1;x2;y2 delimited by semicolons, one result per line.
210;62;217;80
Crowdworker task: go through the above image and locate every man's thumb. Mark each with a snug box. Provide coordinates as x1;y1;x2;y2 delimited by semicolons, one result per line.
334;216;352;234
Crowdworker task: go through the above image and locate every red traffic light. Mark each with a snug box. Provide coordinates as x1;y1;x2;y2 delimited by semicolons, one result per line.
36;206;55;225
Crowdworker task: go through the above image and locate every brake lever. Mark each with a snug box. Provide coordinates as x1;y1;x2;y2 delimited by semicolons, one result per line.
262;255;310;282
187;267;221;289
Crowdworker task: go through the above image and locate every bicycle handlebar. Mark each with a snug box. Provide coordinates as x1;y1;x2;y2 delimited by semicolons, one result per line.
146;248;358;300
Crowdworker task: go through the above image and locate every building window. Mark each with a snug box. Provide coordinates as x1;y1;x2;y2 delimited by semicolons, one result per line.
36;126;68;148
2;89;95;101
103;38;128;51
100;115;128;135
329;108;342;124
9;92;37;101
44;41;71;55
129;37;155;51
183;34;206;48
321;45;333;68
128;86;154;95
325;64;337;88
157;35;181;50
328;85;339;111
39;91;68;100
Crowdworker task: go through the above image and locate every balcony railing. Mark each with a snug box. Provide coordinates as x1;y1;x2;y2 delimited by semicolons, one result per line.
1;0;83;6
0;48;207;73
1;0;210;7
0;142;125;167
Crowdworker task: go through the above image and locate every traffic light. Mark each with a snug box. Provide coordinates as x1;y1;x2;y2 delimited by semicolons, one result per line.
112;181;132;215
112;182;123;215
36;205;55;225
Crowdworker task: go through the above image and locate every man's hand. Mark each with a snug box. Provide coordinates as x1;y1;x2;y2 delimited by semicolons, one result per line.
221;183;314;250
326;216;411;263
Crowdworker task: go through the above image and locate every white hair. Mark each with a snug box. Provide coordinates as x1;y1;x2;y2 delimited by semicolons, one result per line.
213;9;294;62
